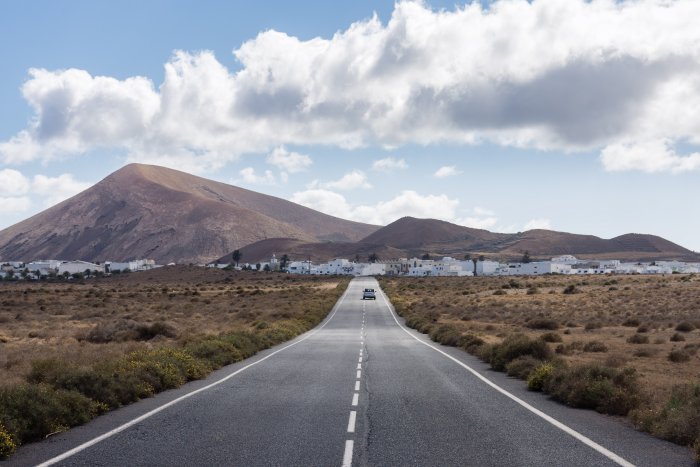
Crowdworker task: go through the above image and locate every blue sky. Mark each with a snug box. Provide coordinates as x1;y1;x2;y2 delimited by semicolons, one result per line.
1;0;699;251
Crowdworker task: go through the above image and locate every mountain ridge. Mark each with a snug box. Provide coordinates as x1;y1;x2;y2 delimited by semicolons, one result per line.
226;216;698;264
0;163;379;264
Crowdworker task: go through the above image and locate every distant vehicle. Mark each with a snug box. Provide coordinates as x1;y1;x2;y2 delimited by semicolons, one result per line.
362;288;376;300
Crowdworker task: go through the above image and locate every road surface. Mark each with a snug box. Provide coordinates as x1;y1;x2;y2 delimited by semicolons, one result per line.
7;278;694;466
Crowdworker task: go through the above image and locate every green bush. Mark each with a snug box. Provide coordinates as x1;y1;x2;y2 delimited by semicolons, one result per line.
0;384;99;444
457;333;485;353
487;334;553;372
633;384;700;446
184;337;243;368
0;424;16;459
505;356;542;379
542;364;640;415
527;362;555;391
429;325;461;346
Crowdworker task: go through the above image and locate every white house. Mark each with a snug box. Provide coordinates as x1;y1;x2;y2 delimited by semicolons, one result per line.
58;261;104;275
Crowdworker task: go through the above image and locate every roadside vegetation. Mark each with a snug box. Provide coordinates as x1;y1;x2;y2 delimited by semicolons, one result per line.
0;266;348;458
379;274;700;460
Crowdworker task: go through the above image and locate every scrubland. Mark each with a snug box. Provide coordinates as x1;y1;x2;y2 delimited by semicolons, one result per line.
379;273;700;459
0;266;347;458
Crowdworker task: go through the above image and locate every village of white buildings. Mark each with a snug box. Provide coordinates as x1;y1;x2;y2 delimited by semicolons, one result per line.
2;254;699;281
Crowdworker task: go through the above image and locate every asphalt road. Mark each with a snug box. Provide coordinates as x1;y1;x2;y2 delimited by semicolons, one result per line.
7;278;695;466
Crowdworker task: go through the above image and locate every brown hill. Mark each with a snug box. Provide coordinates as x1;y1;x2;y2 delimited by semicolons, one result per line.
224;217;698;264
0;164;378;264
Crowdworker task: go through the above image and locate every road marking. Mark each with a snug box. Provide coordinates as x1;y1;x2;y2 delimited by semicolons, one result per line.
356;369;361;379
352;393;359;406
375;285;635;467
342;440;354;467
347;411;357;433
35;283;355;467
356;363;362;370
355;380;360;391
358;356;362;363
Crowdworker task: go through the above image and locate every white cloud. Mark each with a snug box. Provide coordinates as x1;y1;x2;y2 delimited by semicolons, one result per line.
473;206;495;217
1;1;699;173
0;169;30;195
523;218;553;230
238;167;276;185
0;196;31;213
600;139;700;173
434;165;461;178
31;174;92;206
372;157;407;171
291;189;460;225
266;146;312;173
313;170;372;190
459;216;498;230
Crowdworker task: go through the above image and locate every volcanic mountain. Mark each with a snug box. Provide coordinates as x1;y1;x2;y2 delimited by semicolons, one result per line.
229;217;699;263
0;164;379;264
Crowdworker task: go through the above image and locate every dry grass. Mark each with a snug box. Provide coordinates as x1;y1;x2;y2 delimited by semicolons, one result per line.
0;266;346;387
378;274;700;407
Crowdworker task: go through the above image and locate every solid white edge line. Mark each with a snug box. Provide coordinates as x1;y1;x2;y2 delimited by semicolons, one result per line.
352;393;359;406
347;411;357;433
342;439;354;467
376;285;635;467
36;282;355;467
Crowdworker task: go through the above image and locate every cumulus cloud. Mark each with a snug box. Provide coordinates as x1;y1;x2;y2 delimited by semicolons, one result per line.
238;167;276;185
523;218;553;230
31;174;93;206
2;1;700;173
0;169;30;195
309;170;372;190
266;146;312;173
434;165;461;178
291;189;459;225
0;196;31;213
600;139;700;173
372;157;407;171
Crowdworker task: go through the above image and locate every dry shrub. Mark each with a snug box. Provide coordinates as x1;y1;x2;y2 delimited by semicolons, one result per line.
633;384;700;447
668;350;691;363
627;334;650;344
484;334;552;371
543;365;641;415
505;356;541;379
540;332;563;343
676;321;696;333
670;333;686;342
526;318;559;330
583;341;608;353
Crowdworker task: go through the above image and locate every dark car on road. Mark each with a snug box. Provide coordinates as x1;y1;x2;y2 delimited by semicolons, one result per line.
362;288;376;300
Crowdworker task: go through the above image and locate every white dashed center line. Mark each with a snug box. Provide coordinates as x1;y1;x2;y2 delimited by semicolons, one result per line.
347;411;357;433
355;380;360;391
352;393;359;406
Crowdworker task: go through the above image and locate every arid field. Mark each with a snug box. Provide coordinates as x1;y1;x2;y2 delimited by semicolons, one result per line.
379;273;700;453
0;266;348;456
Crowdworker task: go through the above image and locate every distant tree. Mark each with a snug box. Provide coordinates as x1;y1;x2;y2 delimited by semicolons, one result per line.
21;268;29;279
263;264;271;272
62;271;70;280
256;263;261;271
368;253;379;263
280;254;290;271
231;250;242;267
479;255;485;262
464;253;471;262
84;268;92;277
354;254;361;263
522;251;532;264
421;253;431;260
